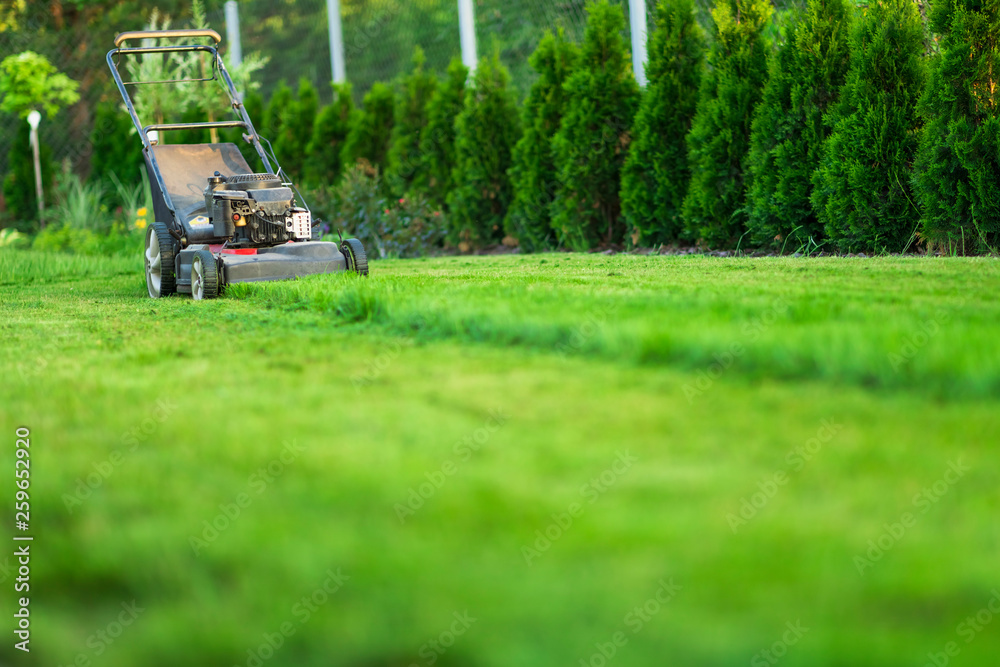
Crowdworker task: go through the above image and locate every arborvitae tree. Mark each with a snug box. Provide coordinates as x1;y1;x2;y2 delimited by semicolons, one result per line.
262;81;293;145
505;28;579;252
682;0;773;247
551;1;641;250
341;82;396;172
620;0;705;246
447;51;522;248
272;78;318;180
812;0;925;252
418;57;468;209
90;99;144;187
746;0;852;251
914;0;1000;252
294;78;319;157
305;83;357;187
386;47;438;196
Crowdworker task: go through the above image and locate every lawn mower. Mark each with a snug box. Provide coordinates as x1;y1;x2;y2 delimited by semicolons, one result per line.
107;28;367;299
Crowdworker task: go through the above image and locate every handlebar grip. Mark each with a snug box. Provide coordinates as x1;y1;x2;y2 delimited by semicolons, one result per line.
115;29;222;47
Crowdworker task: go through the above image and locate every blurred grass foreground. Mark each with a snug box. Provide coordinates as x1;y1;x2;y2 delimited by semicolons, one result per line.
0;250;998;667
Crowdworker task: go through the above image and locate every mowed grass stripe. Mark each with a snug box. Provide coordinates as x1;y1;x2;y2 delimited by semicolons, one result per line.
226;254;1000;398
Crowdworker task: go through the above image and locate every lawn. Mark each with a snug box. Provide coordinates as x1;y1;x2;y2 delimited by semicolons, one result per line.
1;249;998;667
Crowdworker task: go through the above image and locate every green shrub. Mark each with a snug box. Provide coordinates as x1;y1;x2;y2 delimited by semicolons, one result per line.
551;0;641;251
620;0;705;247
746;0;852;252
682;0;773;248
2;120;54;228
0;228;30;249
31;223;143;257
326;164;446;259
51;167;112;234
505;28;579;252
418;57;468;209
914;0;1000;253
447;52;522;249
31;166;148;257
305;83;358;188
811;0;925;253
341;82;396;173
386;47;438;197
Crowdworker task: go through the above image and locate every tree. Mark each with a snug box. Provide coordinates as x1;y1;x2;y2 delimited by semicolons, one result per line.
0;51;80;118
812;0;925;253
620;0;705;247
682;0;773;248
341;82;396;173
447;51;522;249
0;50;78;226
418;57;468;209
551;0;641;251
505;27;580;252
273;78;318;180
90;99;145;187
745;0;853;251
262;81;293;157
914;0;1000;253
386;47;438;197
305;83;358;187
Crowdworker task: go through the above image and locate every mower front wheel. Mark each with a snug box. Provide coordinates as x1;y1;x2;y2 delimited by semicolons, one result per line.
341;238;368;276
145;222;177;298
191;250;220;300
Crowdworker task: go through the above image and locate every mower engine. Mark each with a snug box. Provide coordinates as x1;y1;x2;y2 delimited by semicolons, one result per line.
204;172;312;248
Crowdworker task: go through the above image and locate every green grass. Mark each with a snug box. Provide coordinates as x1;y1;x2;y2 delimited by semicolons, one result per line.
0;249;998;667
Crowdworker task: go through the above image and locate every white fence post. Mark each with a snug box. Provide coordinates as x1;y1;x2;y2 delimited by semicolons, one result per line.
458;0;478;78
629;0;648;87
327;0;346;83
224;0;243;69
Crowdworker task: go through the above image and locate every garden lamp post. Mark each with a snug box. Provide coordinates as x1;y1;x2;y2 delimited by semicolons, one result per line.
26;109;45;228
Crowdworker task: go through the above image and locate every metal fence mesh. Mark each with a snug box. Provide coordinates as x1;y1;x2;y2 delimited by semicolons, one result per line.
0;0;656;186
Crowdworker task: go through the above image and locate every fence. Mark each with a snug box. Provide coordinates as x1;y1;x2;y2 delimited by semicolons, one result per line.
0;0;666;194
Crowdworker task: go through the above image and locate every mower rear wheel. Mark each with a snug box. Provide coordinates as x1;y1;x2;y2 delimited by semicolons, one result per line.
145;222;177;298
191;250;219;300
341;238;368;276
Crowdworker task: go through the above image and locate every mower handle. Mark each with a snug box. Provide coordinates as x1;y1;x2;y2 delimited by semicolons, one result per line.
115;29;222;47
143;120;248;136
